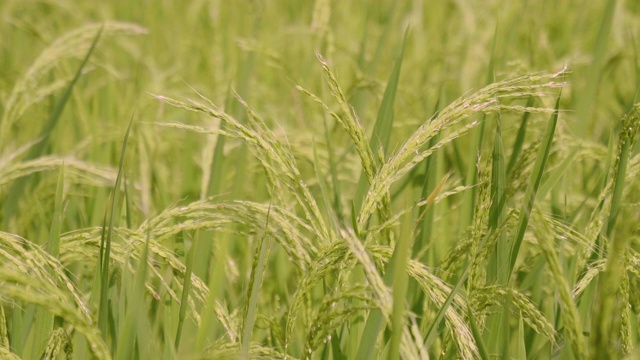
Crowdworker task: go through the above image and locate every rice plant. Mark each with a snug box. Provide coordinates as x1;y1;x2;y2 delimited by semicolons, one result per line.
1;1;639;359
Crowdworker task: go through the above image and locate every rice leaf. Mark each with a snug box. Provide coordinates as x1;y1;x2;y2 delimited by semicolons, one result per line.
537;145;581;200
115;231;151;360
467;306;490;360
507;93;562;278
241;205;273;359
174;231;197;350
98;114;134;337
506;97;534;176
574;0;617;136
29;165;65;359
353;28;408;211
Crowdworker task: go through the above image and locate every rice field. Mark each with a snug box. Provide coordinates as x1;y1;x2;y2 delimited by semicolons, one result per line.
1;1;639;359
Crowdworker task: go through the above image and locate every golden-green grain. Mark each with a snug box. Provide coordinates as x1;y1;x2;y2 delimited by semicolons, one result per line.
358;70;568;229
0;22;147;145
0;156;118;189
572;260;605;299
153;95;332;245
0;347;21;360
304;287;374;357
316;54;377;185
592;104;640;359
285;242;348;348
534;211;588;359
199;338;291;360
2;3;639;359
0;305;8;349
369;245;478;360
0;267;108;359
342;231;426;359
467;154;491;294
620;270;632;354
472;286;556;342
43;327;72;360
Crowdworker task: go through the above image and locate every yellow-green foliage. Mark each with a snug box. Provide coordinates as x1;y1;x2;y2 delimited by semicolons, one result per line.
1;1;639;359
